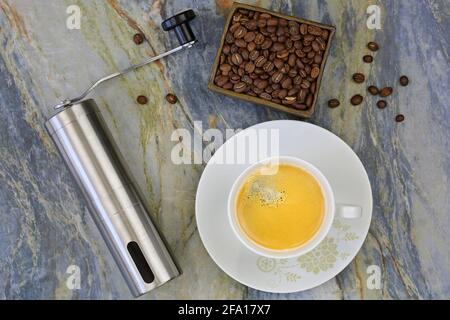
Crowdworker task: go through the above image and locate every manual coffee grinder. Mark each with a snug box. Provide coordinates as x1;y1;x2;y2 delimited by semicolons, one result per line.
45;10;197;297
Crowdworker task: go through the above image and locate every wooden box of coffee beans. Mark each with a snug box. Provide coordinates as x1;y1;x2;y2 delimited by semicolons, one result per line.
208;2;335;117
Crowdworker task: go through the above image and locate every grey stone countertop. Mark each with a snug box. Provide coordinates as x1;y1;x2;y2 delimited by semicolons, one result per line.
0;0;448;299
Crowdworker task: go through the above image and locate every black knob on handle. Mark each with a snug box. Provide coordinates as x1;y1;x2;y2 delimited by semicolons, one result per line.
162;10;197;46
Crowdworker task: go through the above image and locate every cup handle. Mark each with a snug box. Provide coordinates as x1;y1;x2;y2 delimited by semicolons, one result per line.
337;204;362;219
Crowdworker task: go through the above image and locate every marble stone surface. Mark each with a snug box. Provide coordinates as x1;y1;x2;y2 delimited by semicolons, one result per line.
0;0;449;299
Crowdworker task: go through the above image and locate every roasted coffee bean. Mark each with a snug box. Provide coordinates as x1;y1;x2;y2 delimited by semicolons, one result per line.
295;49;306;58
235;38;247;48
314;54;323;64
282;96;297;105
223;82;233;90
281;77;292;89
300;80;311;89
245;20;258;31
166;93;178;104
311;66;320;79
288;68;298;78
328;99;340;108
294;75;302;85
233;82;247;93
299;69;307;78
233;12;243;22
215;75;229;87
247;91;257;97
260;13;272;19
276;50;290;59
368;85;379;95
257;18;267;28
245;61;256;73
244;31;256;42
379;87;393;97
261;38;273;50
310;82;316;94
220;54;226;65
395;114;405;122
225;32;234;44
234;26;247;39
274;58;284;69
242;74;253;84
259;92;272;100
288;87;299;96
316;37;326;50
303;45;312;53
350;94;363;105
229;22;240;33
352;73;365;83
247;41;256;52
249;50;259;61
293;103;308;110
307;51;316;59
262;49;269;58
280;63;290;74
272;71;284;83
272;98;282;104
255;79;268;90
271;89;280;98
267;18;278;26
136;95;148;104
377;100;387;109
288;53;297;67
230;74;240;83
276;19;286;27
367;42;379;52
230;45;238;54
231;53;243;65
263;61;275;72
299;24;308;35
254;33;265;45
267;26;277;33
321;29;329;40
305;94;314;107
303;34;316;44
278;89;288;99
222;44;231;54
219;64;232;73
307;25;322;36
272;42;285;52
363;55;374;63
298;88;308;102
276;27;285;37
240;49;249;60
133;33;145;45
255;56;267;68
311;41;320;52
399;76;409;86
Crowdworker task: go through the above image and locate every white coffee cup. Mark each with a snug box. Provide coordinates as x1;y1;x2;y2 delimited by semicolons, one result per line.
227;156;361;259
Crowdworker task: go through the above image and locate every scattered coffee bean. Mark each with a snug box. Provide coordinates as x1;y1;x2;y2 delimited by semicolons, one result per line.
166;93;178;104
363;55;374;63
377;100;387;109
133;33;144;45
328;99;340;108
399;76;409;86
395;114;405;122
368;85;379;95
352;73;365;83
214;9;332;112
350;94;363;106
367;42;379;51
379;87;393;97
136;95;148;105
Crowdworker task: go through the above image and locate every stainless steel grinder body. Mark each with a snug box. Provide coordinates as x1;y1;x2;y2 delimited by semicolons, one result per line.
45;99;179;296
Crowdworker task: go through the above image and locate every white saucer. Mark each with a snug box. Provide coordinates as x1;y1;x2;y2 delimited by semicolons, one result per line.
195;120;373;293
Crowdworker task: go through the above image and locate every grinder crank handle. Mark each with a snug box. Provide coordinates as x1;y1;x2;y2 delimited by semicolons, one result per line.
54;10;197;110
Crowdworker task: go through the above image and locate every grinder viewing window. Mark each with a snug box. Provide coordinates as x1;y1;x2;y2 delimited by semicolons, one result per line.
45;10;197;297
